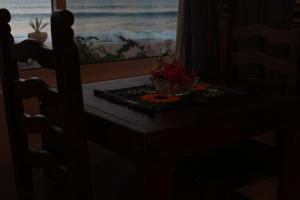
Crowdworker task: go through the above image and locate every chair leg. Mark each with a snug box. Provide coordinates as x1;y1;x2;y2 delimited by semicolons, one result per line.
276;129;300;200
10;147;35;200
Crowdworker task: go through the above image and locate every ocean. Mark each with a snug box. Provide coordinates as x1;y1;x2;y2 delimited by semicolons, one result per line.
1;0;178;43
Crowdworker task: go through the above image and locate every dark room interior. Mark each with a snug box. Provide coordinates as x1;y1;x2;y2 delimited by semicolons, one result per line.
1;0;300;200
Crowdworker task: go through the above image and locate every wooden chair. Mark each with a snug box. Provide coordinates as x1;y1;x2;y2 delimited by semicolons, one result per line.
219;0;299;94
175;1;300;199
0;9;92;200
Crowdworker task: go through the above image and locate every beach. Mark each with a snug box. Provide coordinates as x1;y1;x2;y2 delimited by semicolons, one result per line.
3;0;178;64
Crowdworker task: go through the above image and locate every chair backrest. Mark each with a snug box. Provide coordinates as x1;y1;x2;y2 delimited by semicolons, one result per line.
0;9;91;200
219;0;300;95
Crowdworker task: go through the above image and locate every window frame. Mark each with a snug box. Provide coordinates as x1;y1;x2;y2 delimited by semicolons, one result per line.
1;3;152;94
18;0;170;84
53;0;66;10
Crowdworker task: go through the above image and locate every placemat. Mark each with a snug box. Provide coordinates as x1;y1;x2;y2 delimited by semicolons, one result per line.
93;82;248;113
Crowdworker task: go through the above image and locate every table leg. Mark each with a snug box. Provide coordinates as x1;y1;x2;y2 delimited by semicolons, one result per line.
135;159;174;200
277;129;300;200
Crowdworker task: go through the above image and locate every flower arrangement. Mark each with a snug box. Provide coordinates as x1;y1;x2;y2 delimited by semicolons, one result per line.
151;53;198;95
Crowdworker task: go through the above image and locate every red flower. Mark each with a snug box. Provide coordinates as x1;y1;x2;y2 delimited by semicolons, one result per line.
193;83;208;91
151;59;198;85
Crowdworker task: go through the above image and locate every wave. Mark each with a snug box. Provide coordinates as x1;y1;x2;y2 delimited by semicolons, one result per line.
13;13;51;18
76;30;176;42
75;11;177;17
70;4;177;10
14;30;176;43
13;11;177;19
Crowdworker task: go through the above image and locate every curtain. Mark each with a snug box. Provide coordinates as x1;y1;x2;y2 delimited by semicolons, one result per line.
176;0;295;82
176;0;221;82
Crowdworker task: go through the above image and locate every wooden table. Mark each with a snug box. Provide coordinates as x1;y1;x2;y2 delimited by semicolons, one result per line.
82;75;300;200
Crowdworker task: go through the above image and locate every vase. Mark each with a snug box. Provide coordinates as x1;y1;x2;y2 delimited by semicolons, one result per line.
28;32;48;44
153;78;198;96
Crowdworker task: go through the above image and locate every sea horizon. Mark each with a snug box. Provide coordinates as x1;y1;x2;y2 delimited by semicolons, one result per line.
1;0;178;43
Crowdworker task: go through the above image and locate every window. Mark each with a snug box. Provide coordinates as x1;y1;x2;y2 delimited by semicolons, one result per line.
2;0;178;73
67;0;179;64
2;0;52;68
2;0;52;43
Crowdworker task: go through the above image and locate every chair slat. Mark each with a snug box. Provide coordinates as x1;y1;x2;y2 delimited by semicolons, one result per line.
28;148;68;182
14;77;58;101
232;24;291;45
23;114;62;136
232;51;290;74
28;148;61;169
10;39;55;70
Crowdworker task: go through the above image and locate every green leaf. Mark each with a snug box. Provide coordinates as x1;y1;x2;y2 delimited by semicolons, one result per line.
29;17;48;32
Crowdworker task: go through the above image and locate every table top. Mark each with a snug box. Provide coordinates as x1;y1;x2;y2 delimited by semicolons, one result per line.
84;76;235;133
83;75;296;134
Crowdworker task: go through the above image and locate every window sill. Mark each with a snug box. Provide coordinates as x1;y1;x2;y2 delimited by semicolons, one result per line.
0;57;156;95
19;57;156;86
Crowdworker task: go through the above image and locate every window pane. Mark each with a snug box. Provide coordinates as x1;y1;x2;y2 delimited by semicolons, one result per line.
67;0;178;64
1;0;52;69
1;0;52;44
